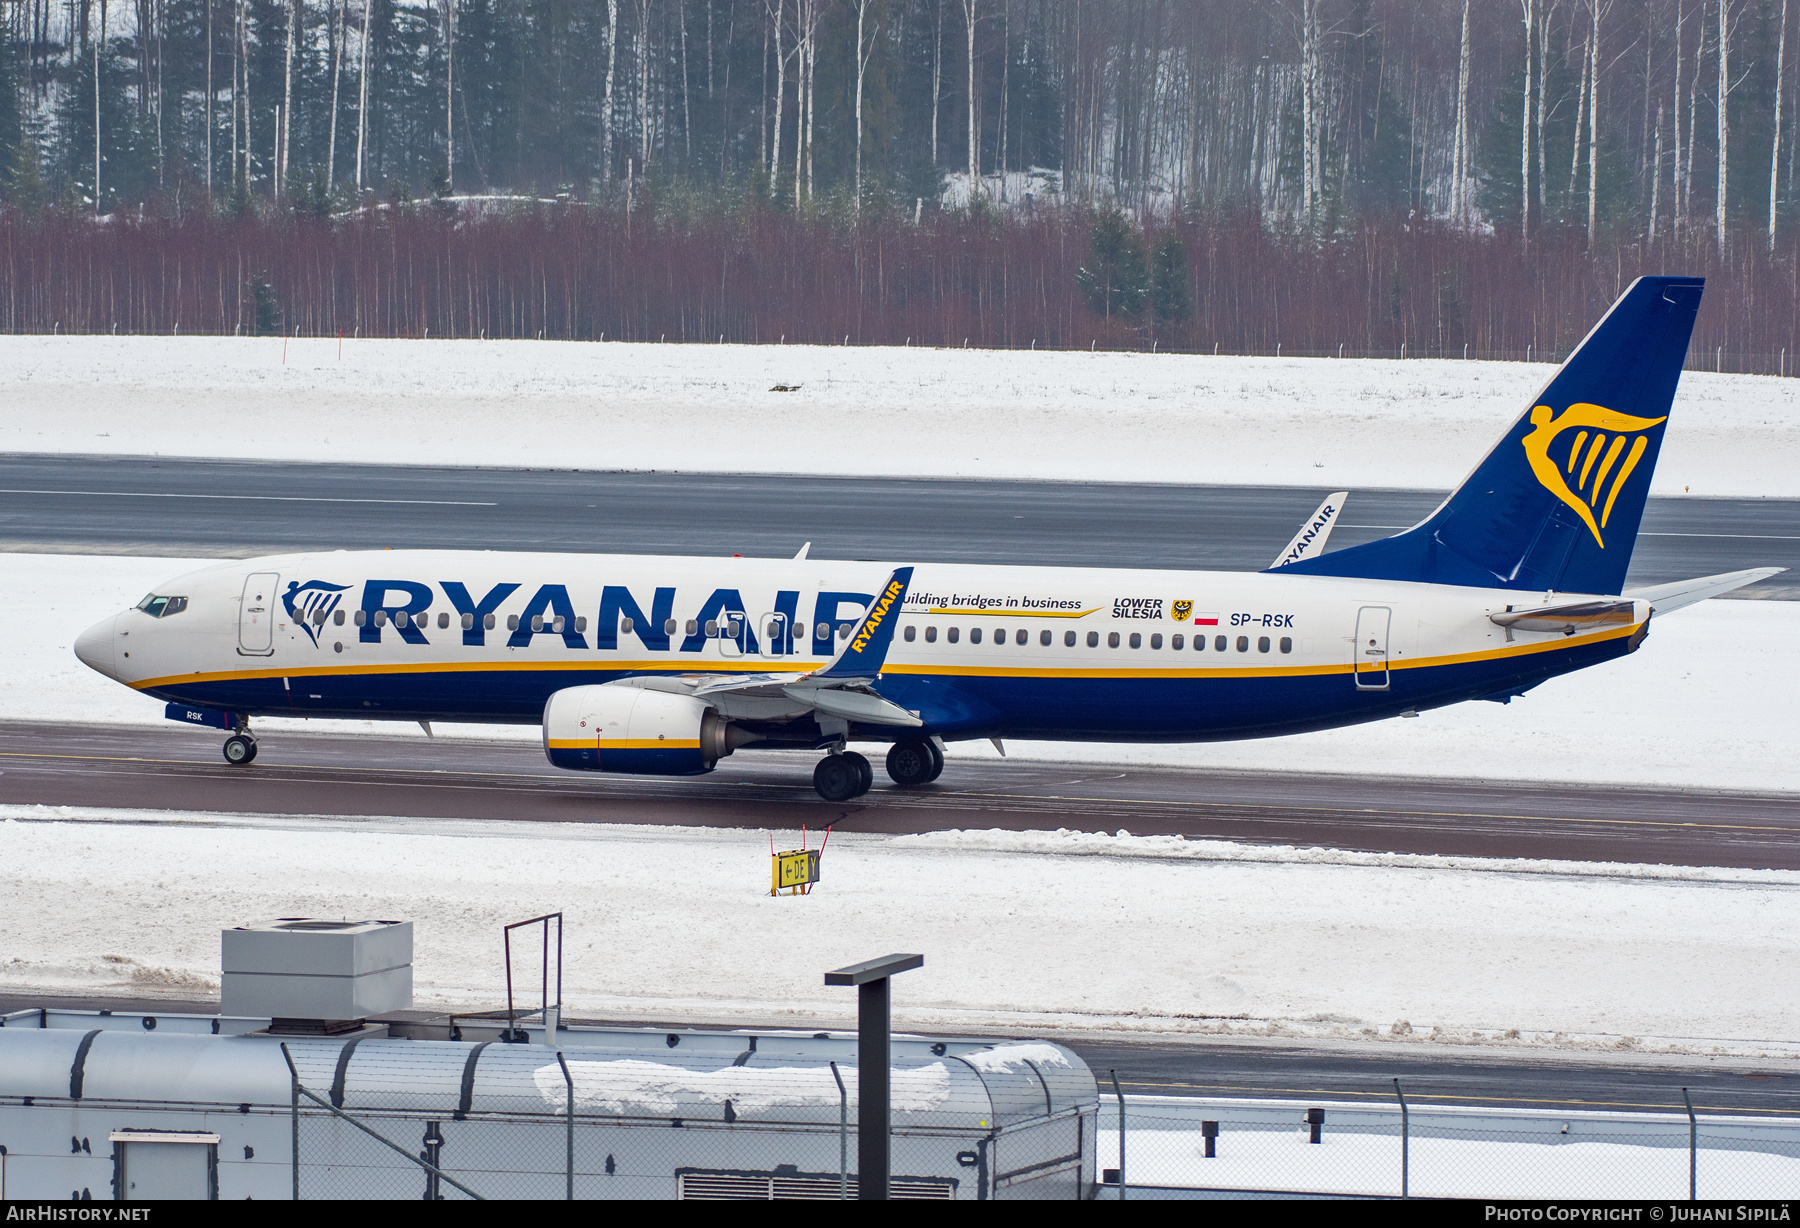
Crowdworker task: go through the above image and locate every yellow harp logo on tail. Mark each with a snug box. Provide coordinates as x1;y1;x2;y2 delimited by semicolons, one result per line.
1520;402;1667;548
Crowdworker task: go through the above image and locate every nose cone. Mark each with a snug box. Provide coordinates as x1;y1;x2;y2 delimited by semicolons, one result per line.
74;615;118;679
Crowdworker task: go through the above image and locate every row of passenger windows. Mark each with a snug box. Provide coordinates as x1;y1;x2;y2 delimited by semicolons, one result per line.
309;606;1297;654
902;624;1293;653
318;608;802;639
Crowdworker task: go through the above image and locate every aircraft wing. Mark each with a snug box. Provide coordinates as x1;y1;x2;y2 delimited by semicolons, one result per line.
1623;567;1786;615
1269;493;1349;569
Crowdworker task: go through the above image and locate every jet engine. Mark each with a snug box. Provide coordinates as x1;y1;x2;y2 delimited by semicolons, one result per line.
542;684;754;775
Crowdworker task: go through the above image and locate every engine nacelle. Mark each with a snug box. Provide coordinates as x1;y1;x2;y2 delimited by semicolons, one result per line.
543;684;743;775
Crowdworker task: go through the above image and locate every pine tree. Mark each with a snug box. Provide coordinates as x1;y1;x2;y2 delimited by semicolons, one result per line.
1076;209;1148;318
1150;233;1190;326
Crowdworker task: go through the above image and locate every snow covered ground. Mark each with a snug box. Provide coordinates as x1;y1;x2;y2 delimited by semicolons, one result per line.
3;334;1796;495
3;806;1798;1057
13;551;1798;792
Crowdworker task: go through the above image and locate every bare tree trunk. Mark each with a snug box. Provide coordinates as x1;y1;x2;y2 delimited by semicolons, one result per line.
1673;0;1684;233
1521;0;1534;241
931;0;941;165
1718;0;1730;256
1686;7;1702;223
636;0;651;168
281;0;294;200
92;0;100;212
603;0;618;182
854;0;873;212
1587;0;1601;245
444;0;454;190
205;0;211;193
1310;0;1324;219
1536;0;1552;214
237;0;247;188
1650;102;1663;240
355;0;370;191
155;0;164;185
1773;0;1788;248
997;0;1007;201
680;0;691;162
767;0;784;194
1568;14;1588;203
1454;0;1471;223
327;0;343;191
962;0;979;202
795;0;807;204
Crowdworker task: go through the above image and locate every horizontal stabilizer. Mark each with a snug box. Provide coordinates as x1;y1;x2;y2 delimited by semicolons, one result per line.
1488;599;1640;636
1271;492;1349;568
1623;567;1786;615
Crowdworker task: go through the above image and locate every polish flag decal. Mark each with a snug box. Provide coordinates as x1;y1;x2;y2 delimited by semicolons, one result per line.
1192;612;1220;626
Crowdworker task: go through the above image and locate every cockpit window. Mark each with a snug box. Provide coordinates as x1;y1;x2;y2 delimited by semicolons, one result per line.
135;594;188;617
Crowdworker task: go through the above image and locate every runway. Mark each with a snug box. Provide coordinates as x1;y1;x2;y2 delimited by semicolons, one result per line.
3;721;1795;869
3;991;1793;1116
3;453;1796;595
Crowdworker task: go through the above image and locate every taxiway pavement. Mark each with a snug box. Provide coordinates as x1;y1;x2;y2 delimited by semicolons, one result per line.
3;722;1795;869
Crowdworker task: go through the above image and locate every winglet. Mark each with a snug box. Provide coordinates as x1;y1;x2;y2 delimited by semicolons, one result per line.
1270;492;1348;568
812;567;914;680
794;542;811;560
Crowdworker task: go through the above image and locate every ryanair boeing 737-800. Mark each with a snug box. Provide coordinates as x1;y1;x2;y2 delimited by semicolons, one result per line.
73;276;1781;801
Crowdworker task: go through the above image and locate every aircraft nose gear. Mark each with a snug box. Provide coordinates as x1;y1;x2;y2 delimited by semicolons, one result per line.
222;734;258;765
885;739;944;787
813;751;872;802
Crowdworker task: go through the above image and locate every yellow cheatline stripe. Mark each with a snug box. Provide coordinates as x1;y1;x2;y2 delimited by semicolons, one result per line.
885;622;1641;680
129;622;1641;691
131;658;816;691
925;607;1096;618
546;738;700;750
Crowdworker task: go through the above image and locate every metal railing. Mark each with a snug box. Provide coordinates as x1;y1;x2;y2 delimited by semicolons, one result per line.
1097;1093;1800;1200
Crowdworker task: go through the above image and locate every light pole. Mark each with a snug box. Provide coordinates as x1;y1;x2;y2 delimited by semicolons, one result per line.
825;953;923;1200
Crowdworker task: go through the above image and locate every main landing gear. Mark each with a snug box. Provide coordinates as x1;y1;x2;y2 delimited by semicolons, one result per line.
812;751;873;802
885;739;944;788
811;739;944;801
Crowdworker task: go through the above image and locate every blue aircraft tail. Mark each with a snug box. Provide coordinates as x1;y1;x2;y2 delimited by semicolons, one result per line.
1277;275;1703;595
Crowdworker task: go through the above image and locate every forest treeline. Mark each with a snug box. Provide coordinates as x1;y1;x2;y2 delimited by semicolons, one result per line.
1;0;1799;361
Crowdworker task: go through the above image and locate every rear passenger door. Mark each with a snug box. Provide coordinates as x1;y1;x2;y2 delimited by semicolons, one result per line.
1353;606;1391;690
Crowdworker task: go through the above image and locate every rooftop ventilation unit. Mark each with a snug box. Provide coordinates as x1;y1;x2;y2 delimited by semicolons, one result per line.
221;918;412;1034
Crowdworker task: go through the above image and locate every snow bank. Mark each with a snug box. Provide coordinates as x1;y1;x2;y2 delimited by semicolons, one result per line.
13;551;1798;792
2;335;1795;495
4;805;1799;1055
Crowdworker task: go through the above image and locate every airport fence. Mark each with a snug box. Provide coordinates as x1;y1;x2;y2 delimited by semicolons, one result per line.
1096;1090;1800;1201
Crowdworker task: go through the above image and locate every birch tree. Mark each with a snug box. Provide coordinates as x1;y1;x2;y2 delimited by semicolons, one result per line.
765;0;785;195
1520;0;1534;241
853;0;876;211
327;0;343;190
355;0;370;191
1452;0;1471;223
1718;0;1732;255
960;0;980;202
280;0;295;199
1672;0;1684;233
602;0;617;182
1587;0;1603;244
1773;0;1788;248
444;0;454;190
